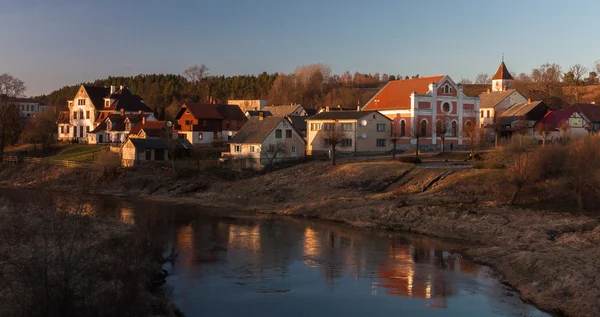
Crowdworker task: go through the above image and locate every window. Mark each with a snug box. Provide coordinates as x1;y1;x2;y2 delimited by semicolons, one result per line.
268;144;275;152
400;120;406;137
86;111;90;119
86;126;90;133
78;99;86;105
60;126;64;134
275;129;282;138
436;120;442;134
125;122;130;130
342;123;353;131
250;145;255;153
451;121;458;137
105;100;109;107
73;111;77;119
234;145;241;153
79;110;83;119
341;138;352;147
198;132;203;140
443;102;450;112
66;126;70;133
481;110;484;118
202;121;207;129
185;120;192;125
322;123;334;131
291;145;296;153
376;139;386;147
443;85;452;94
323;138;331;146
420;120;427;136
377;123;386;132
286;129;292;138
487;110;490;118
225;121;231;129
310;123;321;131
79;126;83;138
107;121;112;130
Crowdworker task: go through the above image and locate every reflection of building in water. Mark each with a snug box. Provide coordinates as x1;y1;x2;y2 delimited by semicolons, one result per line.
228;224;261;253
303;227;320;266
379;244;466;309
176;225;195;252
119;207;135;225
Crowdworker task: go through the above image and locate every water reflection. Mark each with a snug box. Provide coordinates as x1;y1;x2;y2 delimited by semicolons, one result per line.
0;189;549;317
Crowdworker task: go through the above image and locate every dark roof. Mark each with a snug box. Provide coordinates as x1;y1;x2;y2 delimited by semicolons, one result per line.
288;115;307;131
478;89;519;109
246;110;272;117
307;110;387;121
501;101;545;117
128;138;192;150
177;103;223;120
569;103;600;122
231;116;301;144
106;88;153;113
216;104;245;121
535;110;574;131
492;62;514;80
305;109;318;116
57;111;70;124
90;114;150;133
82;86;110;110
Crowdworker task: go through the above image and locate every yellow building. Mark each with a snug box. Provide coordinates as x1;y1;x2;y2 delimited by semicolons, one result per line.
305;110;393;156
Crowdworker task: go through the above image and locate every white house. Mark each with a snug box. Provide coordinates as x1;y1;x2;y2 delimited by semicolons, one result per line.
222;115;306;169
262;104;307;117
227;99;267;112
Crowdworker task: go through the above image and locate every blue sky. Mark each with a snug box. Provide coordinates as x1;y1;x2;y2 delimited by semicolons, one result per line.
1;0;599;96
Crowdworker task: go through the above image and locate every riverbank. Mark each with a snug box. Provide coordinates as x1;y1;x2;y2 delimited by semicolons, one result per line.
0;161;598;316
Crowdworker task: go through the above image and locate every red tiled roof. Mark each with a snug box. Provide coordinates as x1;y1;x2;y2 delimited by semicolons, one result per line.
363;76;444;111
492;62;513;80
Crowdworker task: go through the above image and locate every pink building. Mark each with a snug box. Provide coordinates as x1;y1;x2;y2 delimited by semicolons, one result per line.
362;75;480;150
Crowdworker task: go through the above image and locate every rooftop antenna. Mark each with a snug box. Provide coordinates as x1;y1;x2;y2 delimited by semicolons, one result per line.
502;53;504;63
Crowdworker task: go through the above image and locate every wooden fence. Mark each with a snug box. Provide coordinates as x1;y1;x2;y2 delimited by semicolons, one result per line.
2;155;94;168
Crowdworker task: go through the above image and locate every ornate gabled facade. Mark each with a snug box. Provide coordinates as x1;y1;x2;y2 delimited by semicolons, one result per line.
362;75;480;150
59;85;154;142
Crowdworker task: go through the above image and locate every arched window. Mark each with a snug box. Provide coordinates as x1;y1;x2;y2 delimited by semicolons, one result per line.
436;120;442;134
400;120;406;137
451;121;457;137
421;120;427;137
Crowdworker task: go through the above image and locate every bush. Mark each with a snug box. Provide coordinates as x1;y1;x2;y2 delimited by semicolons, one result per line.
398;156;422;164
530;144;568;180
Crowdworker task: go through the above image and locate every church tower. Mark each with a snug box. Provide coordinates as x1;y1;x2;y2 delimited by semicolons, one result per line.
491;59;514;92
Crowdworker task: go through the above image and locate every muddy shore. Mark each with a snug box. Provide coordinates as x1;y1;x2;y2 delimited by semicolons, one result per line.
0;161;598;317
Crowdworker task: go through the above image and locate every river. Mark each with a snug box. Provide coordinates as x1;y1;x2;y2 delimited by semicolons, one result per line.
0;189;549;317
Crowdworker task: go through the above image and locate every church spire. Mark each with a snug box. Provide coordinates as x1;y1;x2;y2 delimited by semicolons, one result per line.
491;59;513;92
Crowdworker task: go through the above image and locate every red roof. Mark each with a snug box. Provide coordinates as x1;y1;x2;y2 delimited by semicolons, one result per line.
492;62;513;80
177;103;224;120
363;76;444;111
569;103;600;122
129;120;168;135
535;109;574;131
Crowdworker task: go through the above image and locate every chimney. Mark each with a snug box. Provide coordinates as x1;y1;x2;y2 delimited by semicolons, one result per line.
356;105;360;111
142;116;146;124
120;108;124;115
259;112;264;120
527;98;531;104
502;86;507;92
110;85;116;94
325;106;329;112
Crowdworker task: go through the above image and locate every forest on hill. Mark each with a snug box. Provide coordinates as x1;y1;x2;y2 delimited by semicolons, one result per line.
35;64;410;120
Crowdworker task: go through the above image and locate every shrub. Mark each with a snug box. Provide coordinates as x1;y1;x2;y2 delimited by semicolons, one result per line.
530;144;568;180
398;156;422;164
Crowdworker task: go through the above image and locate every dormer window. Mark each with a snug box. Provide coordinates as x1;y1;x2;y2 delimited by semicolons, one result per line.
78;99;86;106
125;121;131;130
107;120;112;131
105;100;110;107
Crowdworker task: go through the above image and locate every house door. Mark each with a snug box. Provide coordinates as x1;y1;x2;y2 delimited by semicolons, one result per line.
98;134;103;143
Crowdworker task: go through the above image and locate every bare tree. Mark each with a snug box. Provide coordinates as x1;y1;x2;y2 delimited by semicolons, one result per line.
513;118;530;148
565;136;600;211
410;120;425;158
531;63;563;105
595;60;600;78
0;74;26;154
323;122;347;165
460;78;473;85
435;116;450;153
475;73;491;84
184;64;210;102
262;142;288;167
488;113;505;148
569;64;589;86
506;152;536;205
535;121;550;146
463;121;479;156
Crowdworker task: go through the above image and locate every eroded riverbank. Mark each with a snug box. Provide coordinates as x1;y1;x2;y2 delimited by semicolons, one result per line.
0;161;598;316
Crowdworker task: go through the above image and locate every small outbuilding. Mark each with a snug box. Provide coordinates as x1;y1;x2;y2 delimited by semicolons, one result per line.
121;138;192;167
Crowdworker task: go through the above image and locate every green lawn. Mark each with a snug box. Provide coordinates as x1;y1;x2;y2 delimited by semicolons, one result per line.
51;145;105;162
